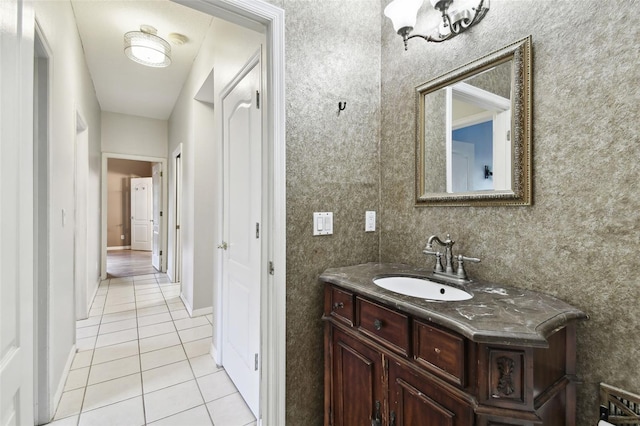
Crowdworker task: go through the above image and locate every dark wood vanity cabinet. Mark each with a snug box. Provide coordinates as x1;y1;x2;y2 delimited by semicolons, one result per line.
323;282;579;426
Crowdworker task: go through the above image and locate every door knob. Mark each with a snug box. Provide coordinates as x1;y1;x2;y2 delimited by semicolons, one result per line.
217;242;228;250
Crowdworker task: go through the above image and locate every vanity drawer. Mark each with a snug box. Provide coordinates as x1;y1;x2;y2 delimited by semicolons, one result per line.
328;286;354;325
414;320;466;387
356;297;410;356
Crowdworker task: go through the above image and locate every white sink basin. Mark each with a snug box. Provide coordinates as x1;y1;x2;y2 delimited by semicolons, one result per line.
373;276;472;301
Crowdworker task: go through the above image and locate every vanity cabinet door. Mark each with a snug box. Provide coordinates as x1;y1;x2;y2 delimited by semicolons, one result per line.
388;361;473;426
329;327;385;426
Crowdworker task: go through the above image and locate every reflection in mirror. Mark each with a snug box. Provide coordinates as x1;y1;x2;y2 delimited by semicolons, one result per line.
416;36;531;206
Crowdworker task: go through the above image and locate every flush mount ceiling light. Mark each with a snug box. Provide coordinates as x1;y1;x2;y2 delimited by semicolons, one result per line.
384;0;490;50
124;25;171;68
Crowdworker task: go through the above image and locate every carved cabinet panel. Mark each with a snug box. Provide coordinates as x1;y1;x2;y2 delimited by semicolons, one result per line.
323;283;579;426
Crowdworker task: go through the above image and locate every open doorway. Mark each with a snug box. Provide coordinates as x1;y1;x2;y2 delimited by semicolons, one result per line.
101;154;168;280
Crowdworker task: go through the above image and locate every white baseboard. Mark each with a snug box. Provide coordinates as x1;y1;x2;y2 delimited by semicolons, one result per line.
180;293;193;317
107;245;130;251
210;342;221;366
191;305;213;318
51;344;77;419
179;293;212;318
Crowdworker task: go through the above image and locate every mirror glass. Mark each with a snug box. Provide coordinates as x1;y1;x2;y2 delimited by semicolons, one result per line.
416;36;531;206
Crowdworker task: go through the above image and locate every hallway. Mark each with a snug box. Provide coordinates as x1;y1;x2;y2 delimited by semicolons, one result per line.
46;274;255;426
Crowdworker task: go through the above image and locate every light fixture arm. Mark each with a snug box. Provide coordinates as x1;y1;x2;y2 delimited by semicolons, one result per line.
394;0;490;51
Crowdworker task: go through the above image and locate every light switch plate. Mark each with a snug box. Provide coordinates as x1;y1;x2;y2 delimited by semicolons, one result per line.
313;212;333;236
365;211;376;232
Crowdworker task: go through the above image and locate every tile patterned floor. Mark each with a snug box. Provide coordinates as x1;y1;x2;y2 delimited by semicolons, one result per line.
46;274;256;426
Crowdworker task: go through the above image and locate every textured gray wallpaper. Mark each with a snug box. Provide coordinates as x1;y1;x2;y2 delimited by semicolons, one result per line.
279;0;381;422
269;0;639;423
381;1;640;424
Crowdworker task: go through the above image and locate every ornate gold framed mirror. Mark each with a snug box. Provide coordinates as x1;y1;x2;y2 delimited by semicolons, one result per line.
416;36;532;206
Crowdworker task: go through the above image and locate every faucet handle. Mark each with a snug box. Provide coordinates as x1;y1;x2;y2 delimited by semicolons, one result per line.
456;254;480;280
423;249;444;273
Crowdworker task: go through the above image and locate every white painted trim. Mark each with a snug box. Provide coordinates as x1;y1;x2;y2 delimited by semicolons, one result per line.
180;293;193;317
171;2;286;424
210;342;220;366
191;305;213;318
33;17;53;425
107;245;131;251
168;143;183;284
50;344;76;420
101;152;168;280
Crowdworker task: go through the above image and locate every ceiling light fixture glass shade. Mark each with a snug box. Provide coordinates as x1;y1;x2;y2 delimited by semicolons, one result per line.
124;28;171;68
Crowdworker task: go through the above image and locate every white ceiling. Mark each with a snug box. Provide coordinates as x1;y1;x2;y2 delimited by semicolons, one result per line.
70;0;213;120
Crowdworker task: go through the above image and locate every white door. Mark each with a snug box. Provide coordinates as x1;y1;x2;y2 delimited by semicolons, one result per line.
451;141;475;192
221;52;262;417
174;152;182;283
131;177;153;251
152;164;162;270
493;109;512;191
1;0;35;424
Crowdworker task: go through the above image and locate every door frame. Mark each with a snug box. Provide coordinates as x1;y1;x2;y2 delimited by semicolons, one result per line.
101;153;168;279
173;1;286;424
34;17;52;424
168;144;183;283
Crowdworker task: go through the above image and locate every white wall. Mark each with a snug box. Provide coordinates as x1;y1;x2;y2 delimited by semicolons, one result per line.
101;111;168;158
168;17;265;315
33;1;101;417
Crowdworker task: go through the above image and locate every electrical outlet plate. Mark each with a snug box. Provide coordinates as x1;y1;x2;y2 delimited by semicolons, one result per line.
313;212;333;236
365;211;376;232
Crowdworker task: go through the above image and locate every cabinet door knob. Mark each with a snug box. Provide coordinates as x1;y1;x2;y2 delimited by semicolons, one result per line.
434;347;441;354
373;319;383;331
333;302;344;309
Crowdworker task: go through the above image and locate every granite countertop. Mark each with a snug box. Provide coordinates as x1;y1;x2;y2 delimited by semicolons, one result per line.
320;263;588;348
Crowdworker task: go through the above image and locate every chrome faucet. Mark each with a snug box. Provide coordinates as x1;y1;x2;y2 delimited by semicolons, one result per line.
423;234;480;283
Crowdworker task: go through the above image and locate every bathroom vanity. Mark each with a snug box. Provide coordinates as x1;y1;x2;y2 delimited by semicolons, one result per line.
321;263;587;426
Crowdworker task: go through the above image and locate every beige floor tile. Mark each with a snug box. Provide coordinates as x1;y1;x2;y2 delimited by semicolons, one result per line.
88;354;140;385
102;302;136;315
45;415;79;426
92;340;139;365
71;350;94;370
76;316;101;329
139;331;181;354
206;392;255;426
95;327;138;348
142;360;194;393
169;310;190;321
139;321;176;339
101;309;137;324
78;396;144;426
144;380;204;423
98;317;137;335
137;312;173;327
148;404;212;426
53;388;85;420
137;305;169;317
83;373;142;412
76;336;96;352
76;325;99;339
178;325;212;343
141;345;186;371
63;367;90;391
196;370;237;403
183;338;211;359
134;286;162;295
189;354;221;378
173;316;209;331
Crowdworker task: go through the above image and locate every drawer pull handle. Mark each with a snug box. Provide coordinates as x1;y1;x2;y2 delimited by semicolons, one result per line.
333;302;344;309
373;319;383;331
434;347;441;354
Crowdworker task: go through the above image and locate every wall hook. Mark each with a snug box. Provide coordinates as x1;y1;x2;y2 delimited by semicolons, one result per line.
337;101;346;116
